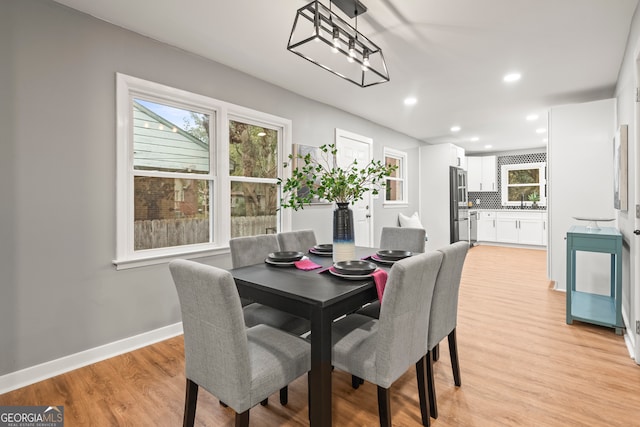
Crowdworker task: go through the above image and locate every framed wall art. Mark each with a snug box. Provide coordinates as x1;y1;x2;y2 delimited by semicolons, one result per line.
613;124;628;211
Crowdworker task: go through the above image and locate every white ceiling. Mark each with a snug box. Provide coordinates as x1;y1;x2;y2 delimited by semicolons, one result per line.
53;0;638;153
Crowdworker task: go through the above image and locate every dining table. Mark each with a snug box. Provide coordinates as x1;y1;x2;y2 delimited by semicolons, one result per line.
229;246;391;427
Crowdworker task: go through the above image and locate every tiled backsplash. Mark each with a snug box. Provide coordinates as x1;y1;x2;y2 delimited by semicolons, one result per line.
468;151;547;210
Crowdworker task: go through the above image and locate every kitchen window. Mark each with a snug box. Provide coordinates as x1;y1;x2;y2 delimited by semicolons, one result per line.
501;162;546;207
115;73;291;268
383;147;407;204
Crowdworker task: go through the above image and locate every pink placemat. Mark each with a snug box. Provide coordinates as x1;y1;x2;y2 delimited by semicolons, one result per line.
294;258;323;271
372;269;388;302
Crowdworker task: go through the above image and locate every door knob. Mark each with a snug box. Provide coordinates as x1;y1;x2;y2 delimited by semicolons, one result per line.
365;214;371;218
634;230;640;235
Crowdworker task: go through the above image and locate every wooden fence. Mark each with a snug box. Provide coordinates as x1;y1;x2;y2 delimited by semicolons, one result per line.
134;216;277;250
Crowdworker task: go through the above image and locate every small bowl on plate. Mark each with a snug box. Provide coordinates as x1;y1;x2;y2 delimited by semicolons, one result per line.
267;251;305;262
313;244;333;253
376;250;412;261
333;260;377;276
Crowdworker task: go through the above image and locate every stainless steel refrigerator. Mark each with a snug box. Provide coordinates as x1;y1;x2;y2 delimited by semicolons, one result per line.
450;166;469;243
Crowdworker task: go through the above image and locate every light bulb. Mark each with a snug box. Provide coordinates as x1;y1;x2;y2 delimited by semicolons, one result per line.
347;38;355;63
362;48;370;70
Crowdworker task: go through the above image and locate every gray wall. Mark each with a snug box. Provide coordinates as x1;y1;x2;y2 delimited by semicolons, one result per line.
0;0;422;377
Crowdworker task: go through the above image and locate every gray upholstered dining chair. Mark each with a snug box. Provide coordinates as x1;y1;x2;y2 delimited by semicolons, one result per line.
276;229;317;253
425;241;469;419
380;226;426;253
331;251;444;427
168;259;311;427
229;234;311;337
355;226;426;320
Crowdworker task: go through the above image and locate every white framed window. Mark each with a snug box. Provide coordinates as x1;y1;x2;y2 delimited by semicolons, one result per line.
383;147;408;204
501;162;546;207
115;74;291;269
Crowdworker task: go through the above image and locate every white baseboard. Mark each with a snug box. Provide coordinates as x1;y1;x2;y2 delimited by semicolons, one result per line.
0;322;183;394
622;306;635;360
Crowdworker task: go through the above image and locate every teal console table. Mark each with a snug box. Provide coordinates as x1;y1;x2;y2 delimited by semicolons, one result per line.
566;225;623;334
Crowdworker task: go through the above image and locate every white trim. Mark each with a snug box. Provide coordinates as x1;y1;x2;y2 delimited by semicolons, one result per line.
0;323;183;394
500;162;547;207
115;73;292;266
622;304;635;359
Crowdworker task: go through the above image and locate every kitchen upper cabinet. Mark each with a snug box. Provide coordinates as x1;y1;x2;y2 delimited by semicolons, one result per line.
450;144;466;169
467;155;496;191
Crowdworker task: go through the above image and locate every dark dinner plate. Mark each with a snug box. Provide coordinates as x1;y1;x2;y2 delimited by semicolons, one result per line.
268;251;304;262
376;250;412;261
333;260;377;276
313;244;333;253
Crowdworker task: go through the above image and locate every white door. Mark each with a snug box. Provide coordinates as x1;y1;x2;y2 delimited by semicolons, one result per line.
335;128;373;247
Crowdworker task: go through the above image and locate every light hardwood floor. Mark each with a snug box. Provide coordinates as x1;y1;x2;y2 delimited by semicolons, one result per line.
2;246;640;426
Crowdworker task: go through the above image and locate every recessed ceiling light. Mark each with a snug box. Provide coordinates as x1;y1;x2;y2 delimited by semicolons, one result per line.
484;144;493;149
535;128;547;134
450;125;461;132
503;72;521;83
470;136;479;142
404;97;417;106
526;114;539;121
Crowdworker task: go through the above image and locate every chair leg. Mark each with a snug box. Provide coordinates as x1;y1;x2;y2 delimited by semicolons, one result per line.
448;328;461;386
183;379;198;427
415;356;431;426
308;373;312;422
235;410;249;427
426;350;438;419
377;386;392;427
219;401;228;408
433;343;440;361
280;386;288;405
260;398;268;406
352;375;364;389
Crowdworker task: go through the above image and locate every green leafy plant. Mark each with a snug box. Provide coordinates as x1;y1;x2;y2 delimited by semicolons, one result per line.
278;143;398;211
528;191;540;203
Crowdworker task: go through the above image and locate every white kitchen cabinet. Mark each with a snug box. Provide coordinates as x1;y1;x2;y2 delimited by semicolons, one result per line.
420;143;466;252
477;211;497;241
450;144;466;169
496;211;545;245
481;156;497;191
467;155;496;191
467;157;481;191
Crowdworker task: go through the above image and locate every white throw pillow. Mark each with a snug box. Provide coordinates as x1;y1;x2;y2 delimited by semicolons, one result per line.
398;212;424;229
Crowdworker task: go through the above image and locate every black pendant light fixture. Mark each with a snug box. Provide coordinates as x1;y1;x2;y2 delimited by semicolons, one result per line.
287;0;390;88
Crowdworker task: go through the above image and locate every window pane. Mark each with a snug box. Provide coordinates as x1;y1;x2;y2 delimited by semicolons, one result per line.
508;169;539;184
229;120;278;178
385;179;403;201
133;99;210;173
231;181;277;237
385;156;400;178
134;176;210;250
508;185;540;202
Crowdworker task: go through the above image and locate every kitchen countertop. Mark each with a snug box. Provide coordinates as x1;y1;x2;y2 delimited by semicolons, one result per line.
470;208;547;213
